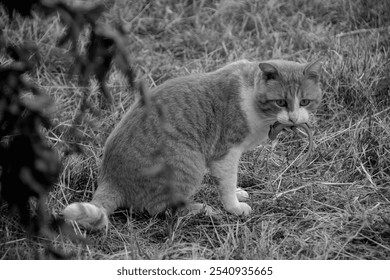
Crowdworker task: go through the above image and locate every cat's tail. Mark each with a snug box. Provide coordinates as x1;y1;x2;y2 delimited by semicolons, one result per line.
63;202;108;231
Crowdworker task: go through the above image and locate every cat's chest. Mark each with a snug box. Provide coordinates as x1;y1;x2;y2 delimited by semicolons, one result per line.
238;87;271;151
239;122;270;151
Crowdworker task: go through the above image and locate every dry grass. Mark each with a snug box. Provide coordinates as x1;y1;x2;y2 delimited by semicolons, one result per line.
1;0;390;259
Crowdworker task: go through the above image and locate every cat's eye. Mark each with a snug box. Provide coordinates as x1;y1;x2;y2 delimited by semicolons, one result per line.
300;99;310;106
275;100;287;107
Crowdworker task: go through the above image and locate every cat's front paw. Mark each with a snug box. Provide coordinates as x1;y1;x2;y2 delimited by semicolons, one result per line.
236;187;249;201
226;202;252;216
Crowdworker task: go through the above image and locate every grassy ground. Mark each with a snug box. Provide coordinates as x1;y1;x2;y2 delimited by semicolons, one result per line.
1;0;390;259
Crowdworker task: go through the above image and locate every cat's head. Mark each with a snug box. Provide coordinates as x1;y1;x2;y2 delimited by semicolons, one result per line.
255;59;322;125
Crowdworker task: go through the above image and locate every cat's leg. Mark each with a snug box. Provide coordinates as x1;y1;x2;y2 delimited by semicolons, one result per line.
210;147;252;216
63;181;121;231
145;147;217;216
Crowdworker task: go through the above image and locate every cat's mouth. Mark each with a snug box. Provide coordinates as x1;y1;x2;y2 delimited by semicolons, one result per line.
269;122;290;141
268;121;311;140
268;121;314;167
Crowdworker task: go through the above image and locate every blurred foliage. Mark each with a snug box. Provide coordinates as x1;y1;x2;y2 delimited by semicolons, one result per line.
0;0;141;258
0;0;39;18
0;42;58;226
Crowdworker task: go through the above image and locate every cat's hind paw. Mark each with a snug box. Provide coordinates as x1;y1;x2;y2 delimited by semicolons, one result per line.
236;187;249;201
184;203;217;216
226;202;252;216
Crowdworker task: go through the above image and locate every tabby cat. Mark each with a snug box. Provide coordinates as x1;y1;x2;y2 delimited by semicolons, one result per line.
63;59;322;230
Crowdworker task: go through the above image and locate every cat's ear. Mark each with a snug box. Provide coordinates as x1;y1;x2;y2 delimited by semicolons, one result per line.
259;62;279;81
304;59;323;82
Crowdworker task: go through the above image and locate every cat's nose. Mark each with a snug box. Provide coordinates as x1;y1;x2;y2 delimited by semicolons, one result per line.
288;114;299;124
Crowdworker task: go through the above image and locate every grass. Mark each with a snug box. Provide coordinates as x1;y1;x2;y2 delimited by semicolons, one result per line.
1;0;390;259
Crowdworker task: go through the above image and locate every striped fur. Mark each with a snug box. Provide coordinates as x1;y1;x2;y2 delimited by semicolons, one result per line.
63;59;322;230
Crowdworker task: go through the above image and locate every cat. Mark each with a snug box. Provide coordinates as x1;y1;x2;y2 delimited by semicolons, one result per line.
63;58;323;230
